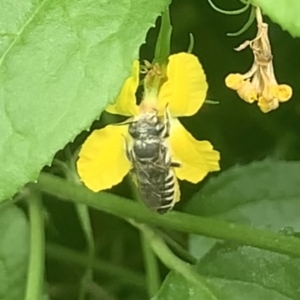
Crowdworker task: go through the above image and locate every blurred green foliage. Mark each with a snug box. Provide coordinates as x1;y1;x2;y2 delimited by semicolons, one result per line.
2;0;300;299
48;2;300;298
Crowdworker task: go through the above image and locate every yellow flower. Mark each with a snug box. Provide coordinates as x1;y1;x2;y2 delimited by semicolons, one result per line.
225;7;292;113
77;53;220;195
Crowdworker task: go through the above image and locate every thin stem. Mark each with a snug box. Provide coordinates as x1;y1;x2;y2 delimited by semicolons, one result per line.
76;204;95;300
130;221;218;300
25;192;45;300
56;152;96;300
141;233;161;297
54;158;95;300
157;229;197;264
128;177;160;297
154;7;172;64
46;243;146;289
36;173;300;258
187;33;194;53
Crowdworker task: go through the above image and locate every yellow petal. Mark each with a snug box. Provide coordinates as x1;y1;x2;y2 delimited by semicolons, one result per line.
77;124;131;191
158;53;208;117
169;119;220;183
106;60;139;116
225;73;244;90
236;80;258;103
257;96;278;113
270;84;292;102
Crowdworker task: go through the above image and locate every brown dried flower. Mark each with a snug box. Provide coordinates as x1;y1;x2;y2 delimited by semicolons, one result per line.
225;7;292;113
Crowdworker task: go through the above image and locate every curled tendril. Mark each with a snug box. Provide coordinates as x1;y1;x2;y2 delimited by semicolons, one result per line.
227;5;256;36
240;0;250;5
207;0;255;36
207;0;250;15
187;33;194;53
205;99;219;105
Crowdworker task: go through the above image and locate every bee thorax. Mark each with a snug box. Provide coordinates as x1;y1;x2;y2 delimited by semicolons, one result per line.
133;139;160;160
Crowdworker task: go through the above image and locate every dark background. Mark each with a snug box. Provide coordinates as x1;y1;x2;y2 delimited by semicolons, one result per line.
142;0;300;202
46;1;300;299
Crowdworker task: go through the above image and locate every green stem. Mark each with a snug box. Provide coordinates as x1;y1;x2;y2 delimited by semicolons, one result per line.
36;173;300;258
131;221;217;300
154;7;172;64
55;155;96;300
25;192;45;300
128;176;160;297
157;229;197;264
76;203;95;300
56;153;96;300
46;243;146;289
187;33;194;53
141;232;161;297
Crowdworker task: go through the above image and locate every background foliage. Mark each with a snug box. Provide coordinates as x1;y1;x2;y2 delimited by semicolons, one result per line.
1;0;300;299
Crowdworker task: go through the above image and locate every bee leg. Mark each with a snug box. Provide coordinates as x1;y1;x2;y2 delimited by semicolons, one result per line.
171;161;181;168
148;161;166;170
123;137;133;162
165;108;171;138
160;104;171;138
148;161;181;170
125;148;131;162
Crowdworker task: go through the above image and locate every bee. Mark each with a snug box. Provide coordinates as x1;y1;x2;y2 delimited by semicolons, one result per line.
125;107;181;214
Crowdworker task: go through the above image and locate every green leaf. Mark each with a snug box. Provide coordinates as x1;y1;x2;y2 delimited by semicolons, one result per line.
185;160;300;258
251;0;300;37
154;8;172;64
0;205;30;300
155;243;300;300
187;160;300;228
152;272;219;300
0;0;171;201
198;243;300;300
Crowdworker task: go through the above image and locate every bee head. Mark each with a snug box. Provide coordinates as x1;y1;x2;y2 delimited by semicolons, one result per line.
128;111;164;139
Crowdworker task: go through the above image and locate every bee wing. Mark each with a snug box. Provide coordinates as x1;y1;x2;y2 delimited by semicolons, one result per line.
132;160;167;210
132;160;163;192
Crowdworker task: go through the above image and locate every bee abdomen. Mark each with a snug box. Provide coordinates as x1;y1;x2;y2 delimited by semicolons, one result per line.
157;172;175;214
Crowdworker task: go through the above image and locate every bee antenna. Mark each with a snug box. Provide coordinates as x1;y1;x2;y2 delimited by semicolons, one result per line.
113;120;135;126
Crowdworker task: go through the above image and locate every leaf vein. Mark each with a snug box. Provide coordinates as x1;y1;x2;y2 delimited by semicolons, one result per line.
207;276;293;299
0;0;50;67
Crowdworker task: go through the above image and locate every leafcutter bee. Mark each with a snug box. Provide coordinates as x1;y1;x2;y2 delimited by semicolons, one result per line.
125;107;181;214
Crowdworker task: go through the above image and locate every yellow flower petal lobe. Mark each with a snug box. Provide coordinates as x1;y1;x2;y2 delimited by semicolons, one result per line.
257;96;277;113
225;73;244;90
158;53;208;117
169;119;220;183
77;124;131;191
270;84;292;102
106;60;139;116
236;80;258;103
